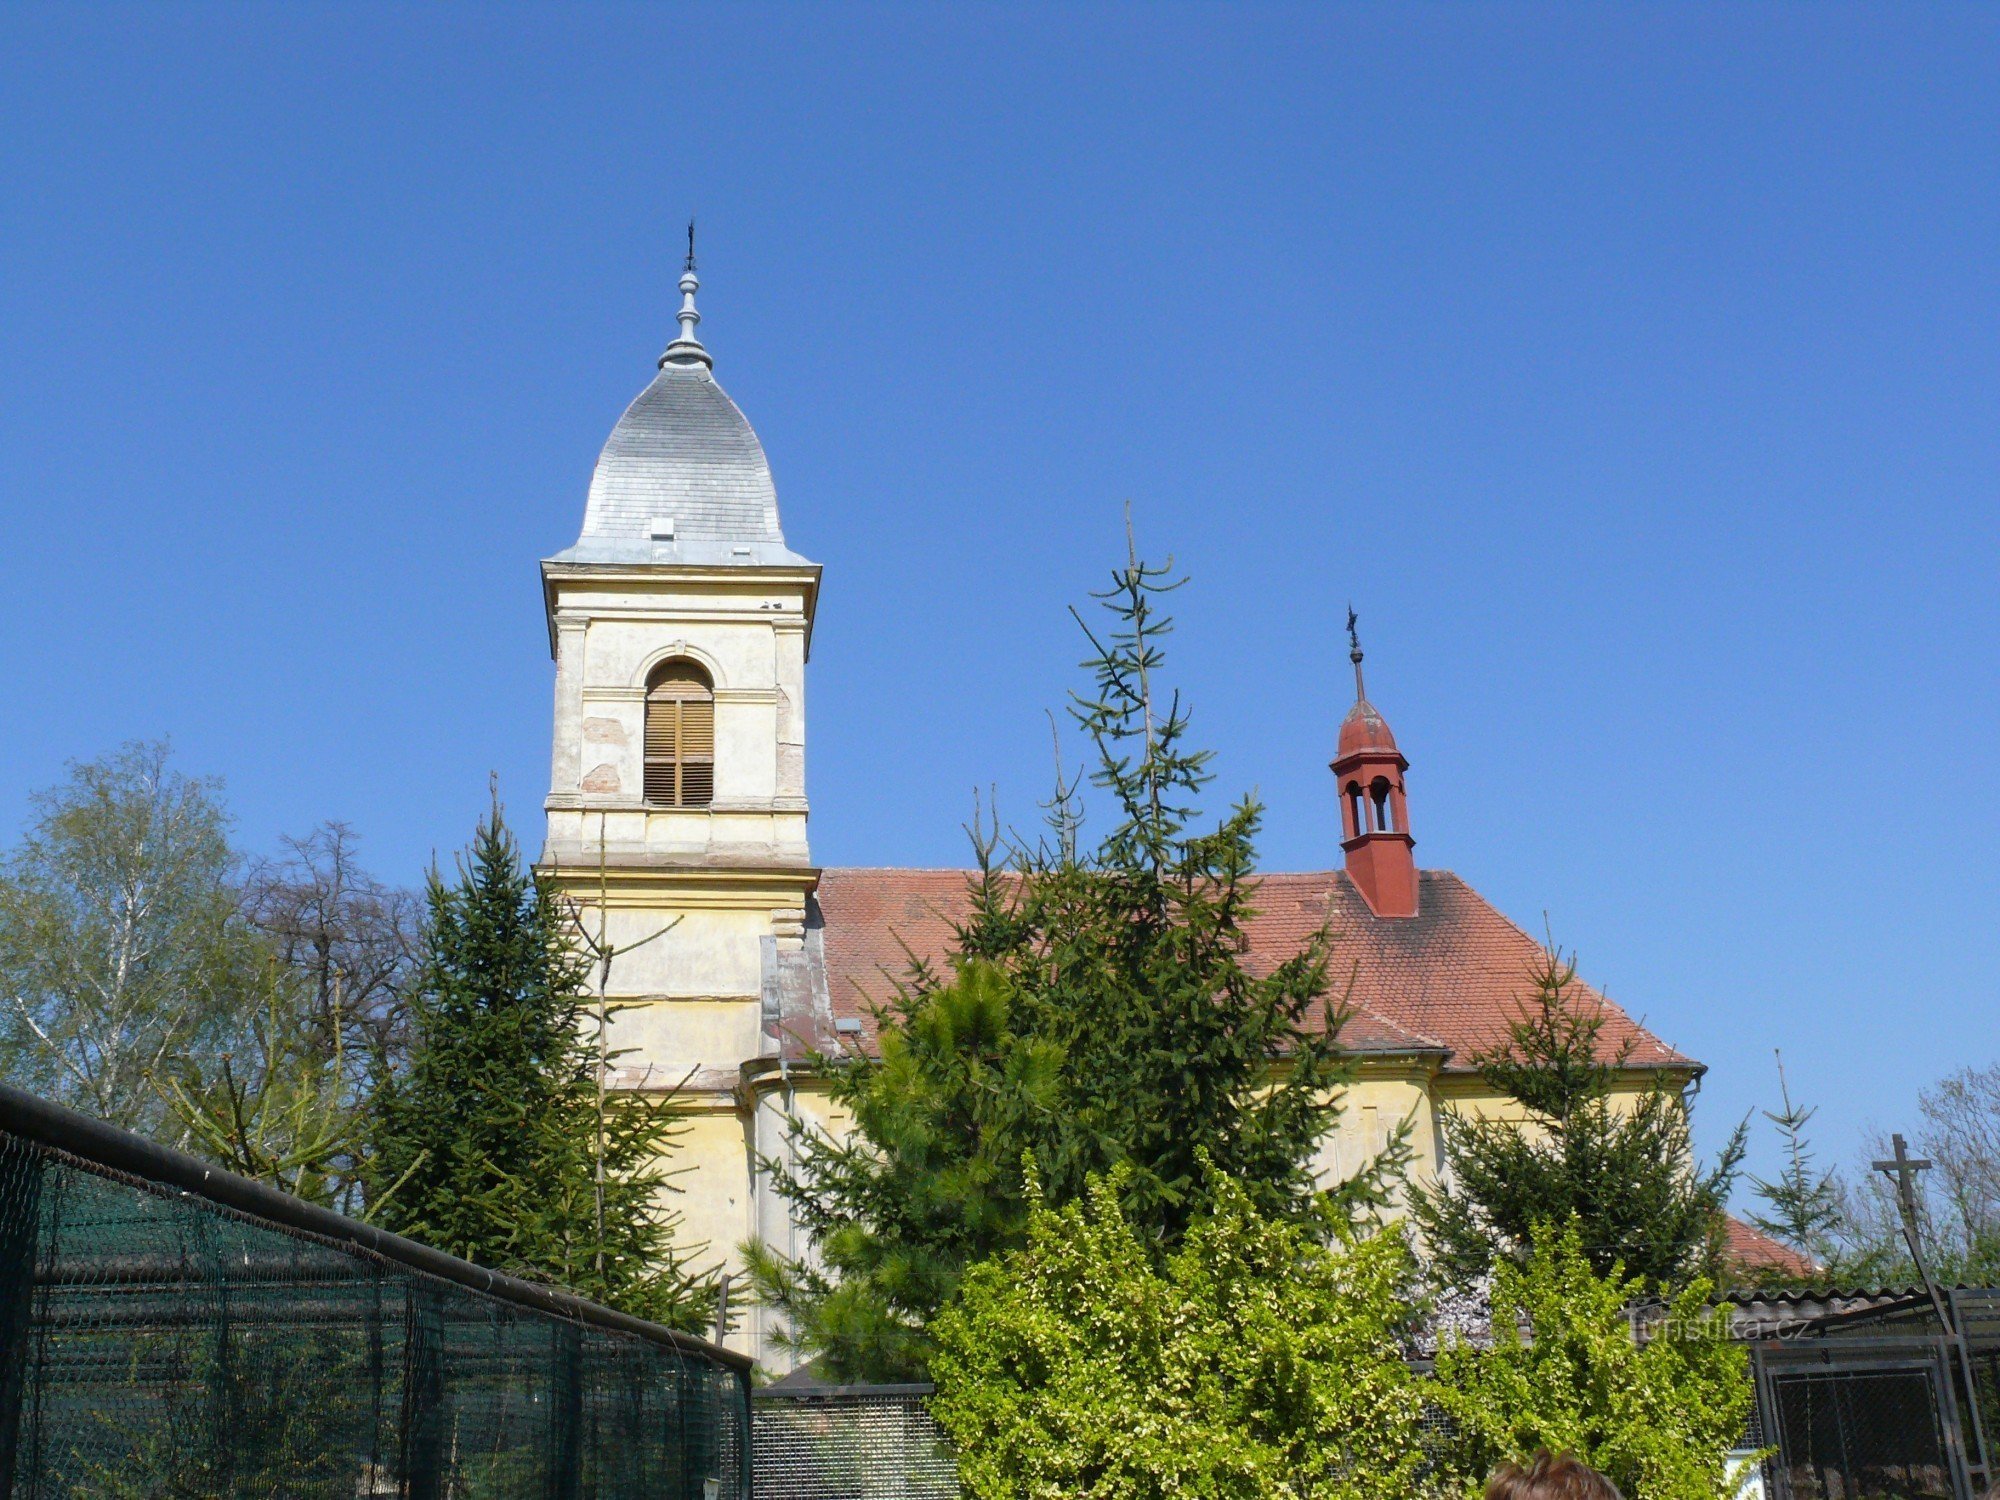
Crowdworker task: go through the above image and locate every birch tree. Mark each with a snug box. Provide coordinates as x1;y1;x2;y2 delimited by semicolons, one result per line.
0;741;259;1138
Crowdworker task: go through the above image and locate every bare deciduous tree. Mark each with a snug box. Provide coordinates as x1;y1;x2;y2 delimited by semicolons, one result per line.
238;821;421;1086
1832;1061;2000;1284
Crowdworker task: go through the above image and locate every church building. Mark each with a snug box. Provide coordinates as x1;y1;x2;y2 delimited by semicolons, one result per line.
537;264;1755;1369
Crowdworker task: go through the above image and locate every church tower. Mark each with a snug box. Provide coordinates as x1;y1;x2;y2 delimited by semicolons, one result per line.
539;250;819;1336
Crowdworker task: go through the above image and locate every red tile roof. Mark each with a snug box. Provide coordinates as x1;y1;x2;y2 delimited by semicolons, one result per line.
809;867;1690;1072
1722;1215;1818;1282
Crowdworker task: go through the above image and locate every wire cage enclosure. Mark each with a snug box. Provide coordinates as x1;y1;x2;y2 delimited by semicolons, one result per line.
0;1082;750;1500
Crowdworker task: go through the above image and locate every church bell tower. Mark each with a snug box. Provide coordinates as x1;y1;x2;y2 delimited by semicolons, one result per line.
538;249;820;1319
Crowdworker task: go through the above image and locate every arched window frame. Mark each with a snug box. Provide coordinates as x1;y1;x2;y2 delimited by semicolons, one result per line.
643;660;715;808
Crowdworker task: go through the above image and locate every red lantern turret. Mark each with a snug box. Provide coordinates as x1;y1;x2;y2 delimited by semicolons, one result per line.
1332;612;1418;918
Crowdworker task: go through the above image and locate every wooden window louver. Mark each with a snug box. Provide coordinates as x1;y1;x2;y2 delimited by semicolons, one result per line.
644;662;715;808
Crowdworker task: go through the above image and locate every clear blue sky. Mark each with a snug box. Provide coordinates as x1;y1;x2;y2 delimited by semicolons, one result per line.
3;4;1995;1191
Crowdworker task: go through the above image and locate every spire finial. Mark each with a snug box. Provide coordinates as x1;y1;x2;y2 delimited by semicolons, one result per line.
661;219;711;369
1346;604;1366;701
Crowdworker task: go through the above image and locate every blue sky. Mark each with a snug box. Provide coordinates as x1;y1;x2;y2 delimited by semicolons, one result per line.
2;4;1995;1191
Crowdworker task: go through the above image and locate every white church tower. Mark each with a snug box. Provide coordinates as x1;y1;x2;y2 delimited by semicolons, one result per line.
539;249;820;1358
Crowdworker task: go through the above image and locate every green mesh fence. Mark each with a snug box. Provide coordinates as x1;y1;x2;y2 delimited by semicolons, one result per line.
0;1086;749;1499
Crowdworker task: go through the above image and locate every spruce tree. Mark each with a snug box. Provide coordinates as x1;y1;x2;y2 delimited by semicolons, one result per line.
743;960;1064;1379
1411;941;1745;1290
367;801;710;1330
1746;1050;1837;1282
750;538;1393;1377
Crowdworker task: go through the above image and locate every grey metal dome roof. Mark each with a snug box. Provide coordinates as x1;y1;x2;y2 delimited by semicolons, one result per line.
580;362;782;544
550;265;810;570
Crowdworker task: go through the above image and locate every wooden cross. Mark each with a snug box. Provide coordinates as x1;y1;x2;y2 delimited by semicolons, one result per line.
1873;1131;1933;1226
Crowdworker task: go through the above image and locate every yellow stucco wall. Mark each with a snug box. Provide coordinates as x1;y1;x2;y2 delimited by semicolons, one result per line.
659;1054;1692;1370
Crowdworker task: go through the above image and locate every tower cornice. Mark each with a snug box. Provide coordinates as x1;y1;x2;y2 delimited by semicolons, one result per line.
540;557;822;657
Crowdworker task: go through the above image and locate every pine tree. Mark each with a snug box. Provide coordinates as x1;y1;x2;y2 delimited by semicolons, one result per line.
749;536;1394;1377
1411;941;1745;1290
1746;1050;1837;1282
367;800;711;1330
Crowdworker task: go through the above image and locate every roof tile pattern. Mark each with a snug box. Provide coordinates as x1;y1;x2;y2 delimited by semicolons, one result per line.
581;363;782;545
810;867;1688;1071
1722;1215;1818;1281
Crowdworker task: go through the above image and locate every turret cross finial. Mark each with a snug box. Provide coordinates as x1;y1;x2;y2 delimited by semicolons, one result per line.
685;217;697;274
1346;604;1366;701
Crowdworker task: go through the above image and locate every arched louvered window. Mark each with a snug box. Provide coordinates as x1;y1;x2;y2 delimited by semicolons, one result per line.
644;661;715;808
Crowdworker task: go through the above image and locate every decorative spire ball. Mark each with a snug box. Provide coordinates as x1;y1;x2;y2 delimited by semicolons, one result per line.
661;218;712;369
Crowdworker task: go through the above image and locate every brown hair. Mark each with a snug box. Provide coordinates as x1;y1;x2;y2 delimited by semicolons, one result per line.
1484;1450;1625;1500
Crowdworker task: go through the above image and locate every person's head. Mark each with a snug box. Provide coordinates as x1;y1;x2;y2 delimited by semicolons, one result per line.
1484;1450;1625;1500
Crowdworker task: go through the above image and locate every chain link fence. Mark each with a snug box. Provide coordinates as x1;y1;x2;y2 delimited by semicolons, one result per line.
753;1385;956;1500
0;1082;750;1499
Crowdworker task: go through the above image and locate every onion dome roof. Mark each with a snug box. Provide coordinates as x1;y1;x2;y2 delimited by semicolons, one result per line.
548;261;811;569
1333;613;1403;761
1337;697;1401;758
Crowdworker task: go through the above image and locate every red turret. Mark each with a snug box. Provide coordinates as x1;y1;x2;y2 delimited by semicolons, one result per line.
1332;615;1418;918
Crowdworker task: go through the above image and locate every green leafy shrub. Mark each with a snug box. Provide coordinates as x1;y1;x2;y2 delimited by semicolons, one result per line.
1429;1221;1753;1500
928;1167;1434;1500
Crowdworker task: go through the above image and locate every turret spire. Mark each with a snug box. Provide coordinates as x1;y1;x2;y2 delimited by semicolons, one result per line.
661;218;711;369
1331;616;1417;918
1347;604;1366;701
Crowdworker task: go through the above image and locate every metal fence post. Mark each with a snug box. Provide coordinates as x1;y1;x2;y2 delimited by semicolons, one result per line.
1935;1335;1979;1500
549;1319;582;1500
737;1367;753;1500
0;1143;45;1500
400;1281;446;1500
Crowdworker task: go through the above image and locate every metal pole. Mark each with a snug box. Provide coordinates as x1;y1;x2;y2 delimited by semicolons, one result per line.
549;1319;582;1500
399;1280;446;1500
0;1143;45;1500
737;1366;754;1500
1948;1289;1993;1498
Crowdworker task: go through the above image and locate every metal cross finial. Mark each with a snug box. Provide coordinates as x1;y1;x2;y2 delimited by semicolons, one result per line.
661;218;710;368
1346;605;1366;701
